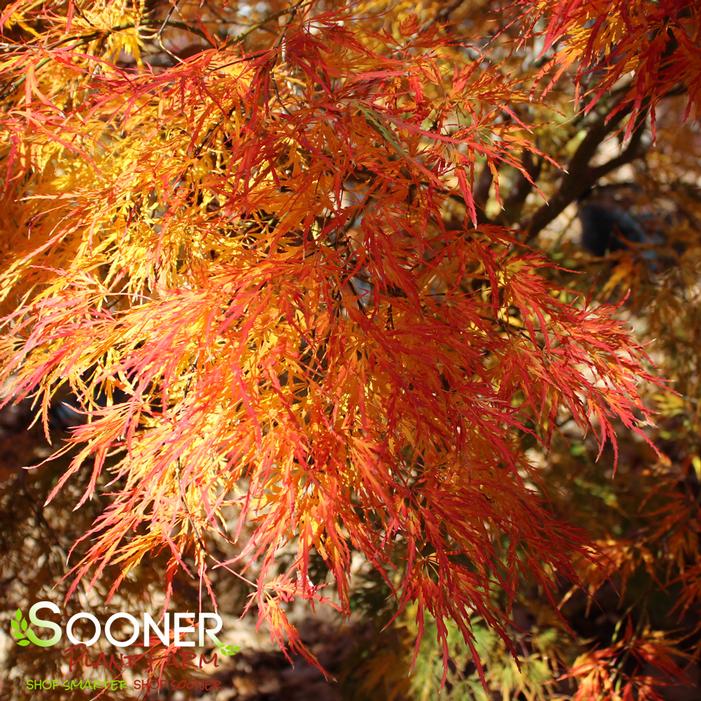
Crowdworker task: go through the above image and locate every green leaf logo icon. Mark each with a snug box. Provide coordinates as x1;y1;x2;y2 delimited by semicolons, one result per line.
10;607;59;648
11;609;31;647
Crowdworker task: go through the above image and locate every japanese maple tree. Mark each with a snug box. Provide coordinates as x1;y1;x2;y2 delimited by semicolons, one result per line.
0;0;698;690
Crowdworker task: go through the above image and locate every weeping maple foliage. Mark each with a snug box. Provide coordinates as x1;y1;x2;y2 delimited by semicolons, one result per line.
523;0;700;132
0;0;684;679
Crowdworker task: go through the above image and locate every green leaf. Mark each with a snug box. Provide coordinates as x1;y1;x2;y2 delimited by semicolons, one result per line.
570;442;586;457
11;610;31;645
217;643;240;656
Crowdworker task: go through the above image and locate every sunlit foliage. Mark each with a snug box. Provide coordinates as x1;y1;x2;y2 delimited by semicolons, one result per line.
1;1;700;697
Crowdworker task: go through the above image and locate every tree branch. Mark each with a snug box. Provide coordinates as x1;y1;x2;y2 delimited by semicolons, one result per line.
524;103;642;242
501;150;542;225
